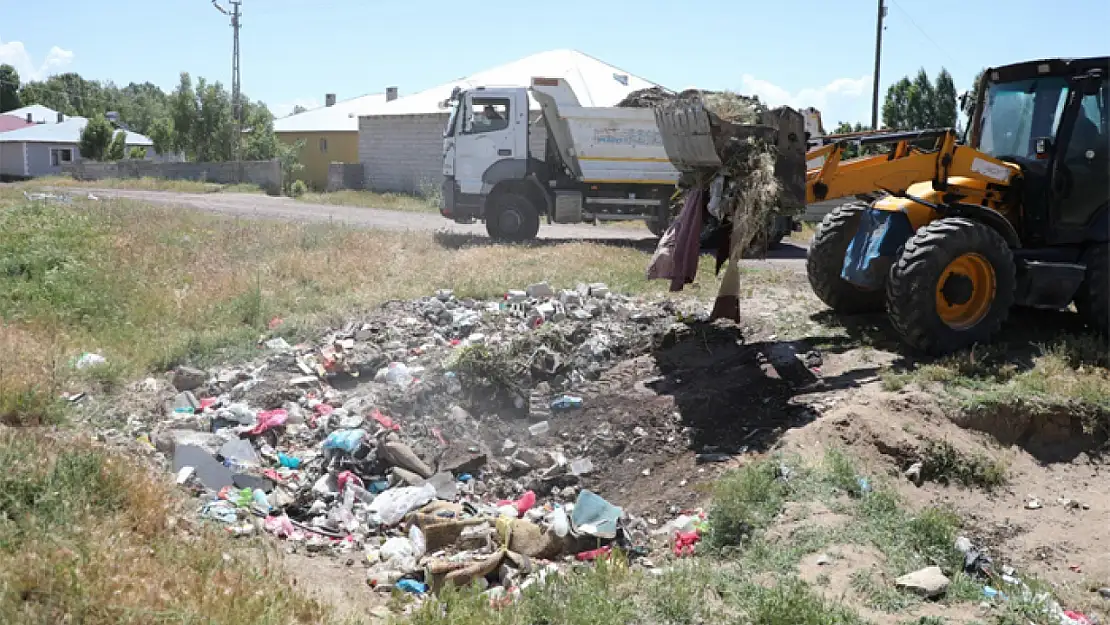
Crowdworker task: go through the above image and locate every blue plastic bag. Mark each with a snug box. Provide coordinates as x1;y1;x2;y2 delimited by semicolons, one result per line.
322;428;367;453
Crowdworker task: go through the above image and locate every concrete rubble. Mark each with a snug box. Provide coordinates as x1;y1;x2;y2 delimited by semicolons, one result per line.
93;282;713;605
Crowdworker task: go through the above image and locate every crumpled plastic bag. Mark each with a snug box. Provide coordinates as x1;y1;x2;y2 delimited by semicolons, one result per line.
369;483;436;526
322;428;367;454
244;409;287;436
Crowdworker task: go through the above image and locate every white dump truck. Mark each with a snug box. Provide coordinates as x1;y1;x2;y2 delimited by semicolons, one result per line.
439;77;822;243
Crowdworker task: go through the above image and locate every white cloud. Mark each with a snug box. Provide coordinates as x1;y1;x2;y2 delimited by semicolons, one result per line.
0;37;75;81
738;74;874;127
274;97;322;118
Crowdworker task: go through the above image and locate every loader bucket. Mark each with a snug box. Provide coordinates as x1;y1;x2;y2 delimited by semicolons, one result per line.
653;100;723;170
653;99;808;215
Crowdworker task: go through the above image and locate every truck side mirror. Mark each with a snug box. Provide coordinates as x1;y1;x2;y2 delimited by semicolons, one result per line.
1034;136;1053;160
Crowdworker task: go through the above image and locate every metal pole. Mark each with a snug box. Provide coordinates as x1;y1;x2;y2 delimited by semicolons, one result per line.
871;0;885;129
231;0;242;163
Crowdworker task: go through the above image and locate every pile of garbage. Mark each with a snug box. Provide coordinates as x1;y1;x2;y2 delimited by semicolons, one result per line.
121;283;712;603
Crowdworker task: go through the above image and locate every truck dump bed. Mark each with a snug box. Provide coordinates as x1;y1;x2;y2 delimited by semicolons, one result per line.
532;89;680;186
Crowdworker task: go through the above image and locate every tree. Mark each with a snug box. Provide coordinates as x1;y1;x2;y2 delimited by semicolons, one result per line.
79;115;114;160
128;146;148;159
832;121;875;159
170;72;198;157
278;139;305;195
933;69;958;130
0;64;21;112
882;77;912;129
291;104;307;115
148;117;174;156
106;131;128;161
881;67;959;131
242;100;281;160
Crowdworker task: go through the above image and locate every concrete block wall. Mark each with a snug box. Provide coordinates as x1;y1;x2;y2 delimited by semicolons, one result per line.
326;162;364;192
359;112;548;195
359;113;448;194
63;159;283;194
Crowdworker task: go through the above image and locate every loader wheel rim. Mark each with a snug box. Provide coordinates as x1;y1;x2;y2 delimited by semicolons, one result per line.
935;253;996;329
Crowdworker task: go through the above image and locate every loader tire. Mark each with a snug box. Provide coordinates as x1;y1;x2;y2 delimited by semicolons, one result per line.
806;202;885;314
886;217;1016;355
1075;242;1109;336
485;192;540;243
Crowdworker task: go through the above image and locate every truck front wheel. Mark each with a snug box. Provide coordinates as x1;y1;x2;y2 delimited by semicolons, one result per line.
485;192;540;243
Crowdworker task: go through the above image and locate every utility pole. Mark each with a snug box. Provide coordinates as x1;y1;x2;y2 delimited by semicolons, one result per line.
871;0;886;130
212;0;242;161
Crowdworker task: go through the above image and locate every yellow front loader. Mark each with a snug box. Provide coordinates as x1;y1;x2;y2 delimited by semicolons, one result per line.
654;56;1109;354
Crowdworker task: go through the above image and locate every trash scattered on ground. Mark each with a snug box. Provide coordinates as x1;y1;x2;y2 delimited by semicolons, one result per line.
102;283;720;608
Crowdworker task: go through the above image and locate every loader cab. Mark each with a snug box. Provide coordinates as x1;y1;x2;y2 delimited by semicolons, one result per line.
970;57;1109;246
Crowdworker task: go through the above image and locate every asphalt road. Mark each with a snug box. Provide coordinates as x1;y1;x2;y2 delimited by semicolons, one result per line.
73;188;809;268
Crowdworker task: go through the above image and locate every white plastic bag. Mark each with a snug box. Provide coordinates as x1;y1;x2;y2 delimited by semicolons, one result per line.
368;483;435;526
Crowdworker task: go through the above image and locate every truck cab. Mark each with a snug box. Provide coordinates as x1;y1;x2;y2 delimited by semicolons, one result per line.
440;78;680;242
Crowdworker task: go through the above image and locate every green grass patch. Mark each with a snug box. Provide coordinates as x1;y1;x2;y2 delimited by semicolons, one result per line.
881;335;1110;436
0;430;339;624
297;189;440;213
920;439;1008;490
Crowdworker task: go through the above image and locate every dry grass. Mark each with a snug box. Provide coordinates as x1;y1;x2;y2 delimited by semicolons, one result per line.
0;428;340;624
29;175;264;194
0;186;729;424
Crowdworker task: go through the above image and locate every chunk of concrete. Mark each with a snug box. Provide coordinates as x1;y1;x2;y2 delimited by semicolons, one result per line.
172;366;207;392
526;282;554;299
153;429;222;455
172;444;234;491
427;472;458;500
895;566;950;598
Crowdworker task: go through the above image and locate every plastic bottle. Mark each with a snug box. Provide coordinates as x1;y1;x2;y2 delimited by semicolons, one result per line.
550;395;584;410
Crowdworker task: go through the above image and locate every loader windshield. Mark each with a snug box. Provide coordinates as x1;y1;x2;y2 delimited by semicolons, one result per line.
977;76;1068;160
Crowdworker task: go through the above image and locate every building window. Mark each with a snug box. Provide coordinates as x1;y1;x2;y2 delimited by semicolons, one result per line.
319;138;328;153
51;148;73;166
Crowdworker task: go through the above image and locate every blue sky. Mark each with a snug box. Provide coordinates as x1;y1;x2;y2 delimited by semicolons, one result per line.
2;0;1107;125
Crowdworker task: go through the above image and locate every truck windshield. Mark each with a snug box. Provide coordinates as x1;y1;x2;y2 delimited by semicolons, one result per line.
977;76;1068;160
444;101;459;138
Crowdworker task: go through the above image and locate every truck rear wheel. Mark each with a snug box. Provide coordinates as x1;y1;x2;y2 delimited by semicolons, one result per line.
806;202;885;314
886;217;1016;355
485;192;540;243
1075;242;1109;335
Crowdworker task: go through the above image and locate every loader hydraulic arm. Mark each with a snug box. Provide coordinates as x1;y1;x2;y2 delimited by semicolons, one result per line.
805;129;1018;208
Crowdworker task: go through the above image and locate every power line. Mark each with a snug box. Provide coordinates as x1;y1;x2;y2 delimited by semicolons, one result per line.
213;0;243;162
887;0;959;67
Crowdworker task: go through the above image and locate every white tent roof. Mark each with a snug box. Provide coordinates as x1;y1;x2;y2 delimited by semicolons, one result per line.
274;93;390;133
367;49;662;117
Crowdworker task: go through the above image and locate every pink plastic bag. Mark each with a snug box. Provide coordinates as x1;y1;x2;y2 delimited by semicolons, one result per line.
264;514;295;538
245;409;288;436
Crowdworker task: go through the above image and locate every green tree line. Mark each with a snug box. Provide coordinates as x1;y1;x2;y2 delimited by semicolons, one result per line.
0;64;284;163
